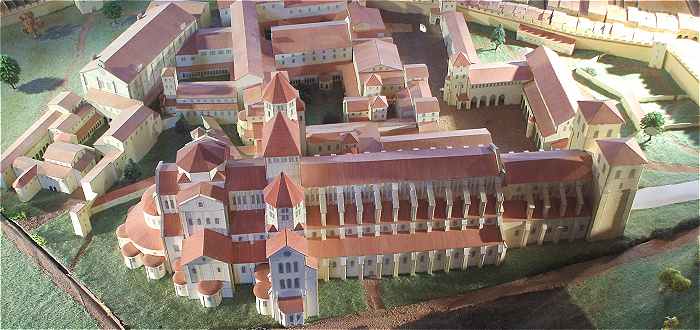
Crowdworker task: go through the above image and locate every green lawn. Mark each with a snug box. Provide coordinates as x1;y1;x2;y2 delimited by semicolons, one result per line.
637;132;699;167
0;234;97;329
31;212;87;266
379;239;617;308
567;242;699;329
316;279;367;319
639;169;699;188
0;189;70;220
0;1;150;151
624;200;700;240
466;22;533;63
640;99;700;125
302;84;345;125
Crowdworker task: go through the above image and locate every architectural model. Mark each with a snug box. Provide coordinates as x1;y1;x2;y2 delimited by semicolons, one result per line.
1;0;697;328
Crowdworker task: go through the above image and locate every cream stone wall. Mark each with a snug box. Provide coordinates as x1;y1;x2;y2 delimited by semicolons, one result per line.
180;196;228;236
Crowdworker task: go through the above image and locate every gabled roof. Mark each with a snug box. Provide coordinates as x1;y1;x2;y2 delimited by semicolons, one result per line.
369;95;388;109
266;229;309;257
261;113;302;157
404;63;429;81
414;97;440;114
442;11;480;65
525;46;581;131
271;20;351;55
181;229;234;265
353;38;403;73
262;72;298;104
596;138;648;166
176;139;229;173
176;182;228;204
577;100;625;125
12;164;38;189
99;104;157;142
365;73;383;86
263;172;305;208
501;150;592;185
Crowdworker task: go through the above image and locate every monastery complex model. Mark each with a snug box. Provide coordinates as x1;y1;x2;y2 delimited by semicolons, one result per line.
9;0;693;327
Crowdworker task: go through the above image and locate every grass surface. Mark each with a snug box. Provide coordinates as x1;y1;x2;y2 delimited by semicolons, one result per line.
302;84;345;125
0;1;149;151
624;200;700;240
637;132;699;167
466;22;532;63
0;234;97;329
0;189;70;219
317;279;368;319
640;100;700;125
639;169;699;188
567;242;699;329
379;240;617;308
31;212;87;266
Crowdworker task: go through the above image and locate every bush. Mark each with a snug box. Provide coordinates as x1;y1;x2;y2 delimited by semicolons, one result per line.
659;267;692;292
122;159;142;184
8;210;28;222
29;233;47;246
663;316;680;330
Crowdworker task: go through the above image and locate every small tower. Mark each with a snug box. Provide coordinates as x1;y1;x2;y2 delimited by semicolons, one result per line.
261;112;302;181
262;71;306;153
570;100;625;152
161;67;178;99
588;137;648;241
263;172;306;230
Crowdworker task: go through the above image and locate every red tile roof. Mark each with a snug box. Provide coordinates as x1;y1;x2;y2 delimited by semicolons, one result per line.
225;158;268;191
231;239;267;264
522;81;555;137
253;281;271;299
577;100;625;125
93;3;196;83
101;104;157;142
157;166;179;195
370;95;388;109
501;150;592;185
176;139;229;173
163;213;184;237
266;229;309;257
414;97;440;114
404;64;429;81
143;254;165;267
231;0;265;81
176;182;228;203
347;2;385;33
261;113;302;157
177;27;232;55
518;24;576;45
300;146;500;187
278;296;304;314
380;128;493;151
467;61;533;85
124;202;164;251
442;11;480;65
12;165;38;189
307;226;502;258
229;209;266;235
271;20;351;54
197;280;223;295
596;138;648;166
353;38;403;72
176;81;237;99
262;72;298;104
263;172;305;208
181;229;234;265
525;46;582;135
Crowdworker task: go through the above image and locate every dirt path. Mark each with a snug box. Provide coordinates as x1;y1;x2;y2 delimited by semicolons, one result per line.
646;161;699;173
67;232;93;271
363;279;385;310
307;228;698;329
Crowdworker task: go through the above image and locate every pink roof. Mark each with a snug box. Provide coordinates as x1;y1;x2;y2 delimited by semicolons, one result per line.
577;100;625;125
263;172;305;208
147;0;208;18
442;11;480;65
12;165;38;189
353;38;403;73
85;89;143;111
261;113;302;157
404;64;429;81
344;97;370;113
176;139;229;173
91;3;196;82
501;150;592;185
177;27;232;55
370;95;388;109
414;97;440;114
231;0;265;81
522;81;555;136
48;91;82;112
262;72;298;104
271;20;351;54
101;104;157;142
468;61;533;85
300;146;500;187
347;2;385;33
596;138;648;166
266;229;309;257
380;128;493;151
43;142;88;165
278;297;304;314
181;229;234;265
518;24;576;45
176;81;237;99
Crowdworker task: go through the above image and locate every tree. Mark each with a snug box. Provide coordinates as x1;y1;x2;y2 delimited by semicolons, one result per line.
663;316;680;330
658;267;692;293
122;159;142;183
18;11;44;39
490;24;506;51
0;55;21;89
103;1;123;24
640;111;665;144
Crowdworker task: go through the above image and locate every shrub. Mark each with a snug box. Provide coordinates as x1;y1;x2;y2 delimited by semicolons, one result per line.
659;267;692;292
663;316;680;330
8;210;28;222
29;233;47;246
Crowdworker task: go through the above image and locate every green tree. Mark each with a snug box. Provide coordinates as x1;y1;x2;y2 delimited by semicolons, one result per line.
122;159;142;183
663;316;680;330
658;267;692;293
103;1;123;23
175;114;191;135
490;24;506;51
641;111;665;144
0;55;21;89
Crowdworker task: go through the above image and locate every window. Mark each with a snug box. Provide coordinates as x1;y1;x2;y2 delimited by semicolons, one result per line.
294;278;300;288
198;201;204;208
614;170;621;179
628;169;636;179
280;280;286;289
279;263;284;273
197;219;202;225
606;129;613;137
593;130;599;138
514;230;520;237
286;279;292;288
214;218;220;224
293;262;298;272
206;218;211;224
241;267;246;273
217;267;221;273
286;262;291;273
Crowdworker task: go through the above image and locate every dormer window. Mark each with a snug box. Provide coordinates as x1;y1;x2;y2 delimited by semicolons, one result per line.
198;201;204;208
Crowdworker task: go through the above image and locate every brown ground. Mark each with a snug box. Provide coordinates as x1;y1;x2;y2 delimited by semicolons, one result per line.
306;228;698;329
646;161;700;173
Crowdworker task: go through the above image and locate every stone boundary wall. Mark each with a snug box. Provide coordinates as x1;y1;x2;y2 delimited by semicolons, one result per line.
1;1;74;27
574;68;644;130
637;95;688;103
0;216;124;329
91;177;155;214
663;50;700;105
